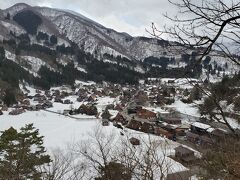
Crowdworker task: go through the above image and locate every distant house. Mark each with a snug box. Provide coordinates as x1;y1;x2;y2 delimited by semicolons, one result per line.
186;131;200;144
54;97;63;103
136;109;157;121
210;128;228;141
36;104;43;111
42;101;53;109
21;99;30;106
113;113;127;125
162;117;181;125
63;99;72;104
129;137;140;146
102;119;110;126
114;104;124;112
88;94;97;102
186;131;213;146
141;122;154;133
1;105;8;111
9;108;25;115
199;135;213;146
63;110;71;115
53;90;60;96
168;80;175;83
154;127;173;139
127;120;142;130
175;145;196;163
77;96;85;102
127;108;137;114
191;122;211;135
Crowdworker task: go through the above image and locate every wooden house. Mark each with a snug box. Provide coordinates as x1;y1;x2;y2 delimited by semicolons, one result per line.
102;119;110;126
199;136;213;146
129;137;140;146
141;122;154;133
127;120;142;131
210;128;228;142
36;104;43;110
88;94;97;102
154;127;173;139
1;105;8;111
175;146;196;163
136;109;157;121
113;113;127;125
9;108;25;115
114;104;124;112
163;117;181;125
54;97;63;103
21;99;30;106
42;101;53;109
191;122;211;135
186;131;200;143
63;99;72;104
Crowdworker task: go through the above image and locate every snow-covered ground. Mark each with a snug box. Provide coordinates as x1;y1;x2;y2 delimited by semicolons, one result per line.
0;110;99;149
0;109;193;178
167;99;200;117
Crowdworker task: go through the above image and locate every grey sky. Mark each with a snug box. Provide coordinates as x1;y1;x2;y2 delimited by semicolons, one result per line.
0;0;178;36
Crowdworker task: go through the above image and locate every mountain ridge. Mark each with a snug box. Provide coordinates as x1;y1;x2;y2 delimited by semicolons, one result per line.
0;3;237;91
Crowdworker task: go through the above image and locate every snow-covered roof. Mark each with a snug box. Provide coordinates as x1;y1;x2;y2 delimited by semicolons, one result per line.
191;122;211;130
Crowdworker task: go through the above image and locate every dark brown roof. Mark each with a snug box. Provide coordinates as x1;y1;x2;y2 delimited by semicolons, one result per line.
186;131;200;139
175;145;194;155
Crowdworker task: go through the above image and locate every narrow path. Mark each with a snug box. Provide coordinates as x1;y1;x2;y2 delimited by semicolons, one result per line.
43;109;98;120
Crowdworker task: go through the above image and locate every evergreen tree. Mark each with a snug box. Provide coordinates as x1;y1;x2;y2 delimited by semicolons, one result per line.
0;46;5;60
190;85;202;101
5;13;10;20
50;35;57;45
101;109;111;120
0;124;51;180
3;88;17;107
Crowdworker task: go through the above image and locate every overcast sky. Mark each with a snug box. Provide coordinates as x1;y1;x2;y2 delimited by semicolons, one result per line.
0;0;179;36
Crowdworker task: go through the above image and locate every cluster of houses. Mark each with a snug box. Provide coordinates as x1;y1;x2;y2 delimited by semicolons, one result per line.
106;103;228;149
186;122;228;146
103;105;186;141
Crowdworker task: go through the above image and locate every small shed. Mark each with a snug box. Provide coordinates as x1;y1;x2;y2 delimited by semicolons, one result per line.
191;122;211;135
102;119;110;126
163;117;181;125
9;108;25;115
175;145;196;163
129;137;140;146
186;131;200;143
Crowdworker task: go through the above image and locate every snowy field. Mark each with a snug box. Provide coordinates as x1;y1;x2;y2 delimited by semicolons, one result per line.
0;110;100;149
0;83;204;178
0;109;192;178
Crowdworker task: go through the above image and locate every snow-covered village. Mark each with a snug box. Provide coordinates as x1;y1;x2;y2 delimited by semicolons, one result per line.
0;1;240;180
1;77;239;179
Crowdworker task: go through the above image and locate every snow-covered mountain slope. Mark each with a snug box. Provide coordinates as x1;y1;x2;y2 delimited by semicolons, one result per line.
0;3;238;83
0;3;182;61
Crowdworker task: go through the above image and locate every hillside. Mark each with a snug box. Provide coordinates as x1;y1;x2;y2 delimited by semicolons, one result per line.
0;3;238;93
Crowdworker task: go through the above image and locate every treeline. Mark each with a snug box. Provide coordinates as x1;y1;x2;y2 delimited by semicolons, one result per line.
13;10;42;35
144;54;202;78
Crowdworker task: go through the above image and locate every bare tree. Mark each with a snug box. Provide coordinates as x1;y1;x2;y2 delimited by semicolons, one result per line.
73;127;118;179
151;0;240;66
149;0;240;134
73;126;180;180
41;149;86;180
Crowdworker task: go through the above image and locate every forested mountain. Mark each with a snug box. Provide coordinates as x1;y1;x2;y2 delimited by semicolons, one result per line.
0;3;238;92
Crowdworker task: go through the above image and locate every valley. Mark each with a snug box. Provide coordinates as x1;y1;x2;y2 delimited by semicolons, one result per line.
0;2;239;180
